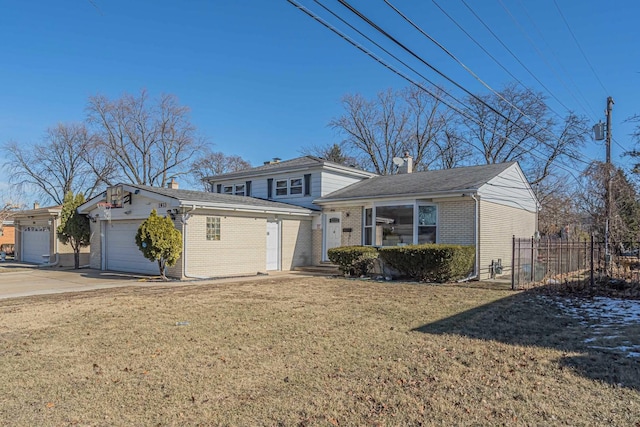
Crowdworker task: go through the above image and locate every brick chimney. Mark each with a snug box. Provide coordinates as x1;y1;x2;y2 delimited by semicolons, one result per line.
398;152;413;174
167;178;179;189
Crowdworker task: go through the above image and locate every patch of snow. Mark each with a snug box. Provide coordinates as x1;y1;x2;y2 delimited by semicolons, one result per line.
541;295;640;359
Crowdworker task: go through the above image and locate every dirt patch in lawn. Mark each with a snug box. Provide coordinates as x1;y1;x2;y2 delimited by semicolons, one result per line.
0;277;638;426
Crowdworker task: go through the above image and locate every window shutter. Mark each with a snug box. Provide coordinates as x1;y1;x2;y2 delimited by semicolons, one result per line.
267;178;273;199
246;181;252;197
216;184;222;193
304;174;311;196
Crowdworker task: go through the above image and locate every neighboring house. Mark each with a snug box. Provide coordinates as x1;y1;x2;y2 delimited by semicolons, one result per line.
77;181;315;278
78;156;538;280
12;205;90;266
0;216;15;255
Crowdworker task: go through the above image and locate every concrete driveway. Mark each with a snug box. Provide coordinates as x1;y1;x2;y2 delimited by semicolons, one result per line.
0;261;315;300
0;262;148;300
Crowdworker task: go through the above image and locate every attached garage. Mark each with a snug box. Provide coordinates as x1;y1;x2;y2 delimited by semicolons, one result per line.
21;226;50;264
103;220;158;275
79;183;314;280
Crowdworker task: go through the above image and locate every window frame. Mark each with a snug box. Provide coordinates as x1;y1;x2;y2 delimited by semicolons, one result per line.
274;177;304;197
362;201;438;246
206;216;221;241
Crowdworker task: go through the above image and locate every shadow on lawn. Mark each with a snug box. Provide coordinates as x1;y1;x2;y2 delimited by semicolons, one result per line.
413;287;640;390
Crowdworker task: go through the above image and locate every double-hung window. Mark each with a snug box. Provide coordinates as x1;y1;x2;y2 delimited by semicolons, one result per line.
290;178;302;195
222;184;245;196
417;205;437;244
274;178;303;196
275;180;288;196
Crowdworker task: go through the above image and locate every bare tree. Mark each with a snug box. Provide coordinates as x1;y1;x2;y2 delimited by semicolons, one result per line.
190;150;251;190
86;89;204;187
3;123;103;205
579;162;640;243
299;143;361;167
330;86;466;175
456;84;589;185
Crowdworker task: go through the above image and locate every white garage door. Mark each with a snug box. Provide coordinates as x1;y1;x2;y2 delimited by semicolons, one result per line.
22;227;50;264
104;221;158;275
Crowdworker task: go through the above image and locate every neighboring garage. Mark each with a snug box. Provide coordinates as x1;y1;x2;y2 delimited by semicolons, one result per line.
13;205;90;267
103;221;157;275
21;226;50;263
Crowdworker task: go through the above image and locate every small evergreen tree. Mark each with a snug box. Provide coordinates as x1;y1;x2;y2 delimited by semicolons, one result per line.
135;209;182;280
57;192;91;269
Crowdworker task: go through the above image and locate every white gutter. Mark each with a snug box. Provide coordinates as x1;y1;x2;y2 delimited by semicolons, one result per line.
314;190;481;206
469;194;480;279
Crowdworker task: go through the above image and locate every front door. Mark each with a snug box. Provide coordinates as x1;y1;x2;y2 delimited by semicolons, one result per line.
324;213;342;261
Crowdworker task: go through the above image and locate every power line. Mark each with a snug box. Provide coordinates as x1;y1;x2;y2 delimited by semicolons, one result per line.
513;0;600;121
458;0;578;118
285;0;590;187
552;0;609;96
335;0;595;168
383;0;594;168
496;0;598;122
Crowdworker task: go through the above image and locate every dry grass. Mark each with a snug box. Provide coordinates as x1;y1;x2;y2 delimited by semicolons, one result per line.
0;276;639;426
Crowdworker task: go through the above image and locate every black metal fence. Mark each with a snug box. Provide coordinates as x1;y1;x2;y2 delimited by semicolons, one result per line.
511;236;640;290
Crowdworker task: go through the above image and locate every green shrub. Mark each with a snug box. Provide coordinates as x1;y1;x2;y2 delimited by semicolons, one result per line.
378;244;475;283
327;246;379;276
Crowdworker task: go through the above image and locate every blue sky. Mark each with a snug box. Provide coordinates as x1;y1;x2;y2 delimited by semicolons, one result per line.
1;0;639;195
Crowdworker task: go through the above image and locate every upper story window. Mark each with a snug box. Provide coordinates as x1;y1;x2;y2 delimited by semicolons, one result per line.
222;184;245;196
290;178;302;195
275;177;303;197
276;179;288;196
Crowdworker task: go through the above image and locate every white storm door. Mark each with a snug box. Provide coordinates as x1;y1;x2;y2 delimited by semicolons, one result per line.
324;213;342;261
266;220;280;271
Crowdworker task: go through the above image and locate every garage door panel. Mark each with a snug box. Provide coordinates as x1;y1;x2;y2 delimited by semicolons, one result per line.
105;221;158;275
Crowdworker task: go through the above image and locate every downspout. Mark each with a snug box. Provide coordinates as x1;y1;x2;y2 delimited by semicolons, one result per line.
181;205;209;280
459;194;479;281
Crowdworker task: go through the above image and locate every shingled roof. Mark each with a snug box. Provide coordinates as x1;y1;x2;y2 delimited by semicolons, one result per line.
128;184;314;213
204;156;375;181
315;162;518;202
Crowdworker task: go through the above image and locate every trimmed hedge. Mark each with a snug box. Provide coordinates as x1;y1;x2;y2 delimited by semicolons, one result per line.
327;246;379;276
378;244;475;283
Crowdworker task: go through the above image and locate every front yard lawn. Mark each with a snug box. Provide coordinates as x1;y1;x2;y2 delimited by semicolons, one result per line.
0;276;638;425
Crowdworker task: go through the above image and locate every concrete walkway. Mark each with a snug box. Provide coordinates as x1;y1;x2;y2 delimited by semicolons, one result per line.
0;261;318;300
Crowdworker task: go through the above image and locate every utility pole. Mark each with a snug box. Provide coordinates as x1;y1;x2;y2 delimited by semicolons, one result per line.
605;96;614;273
